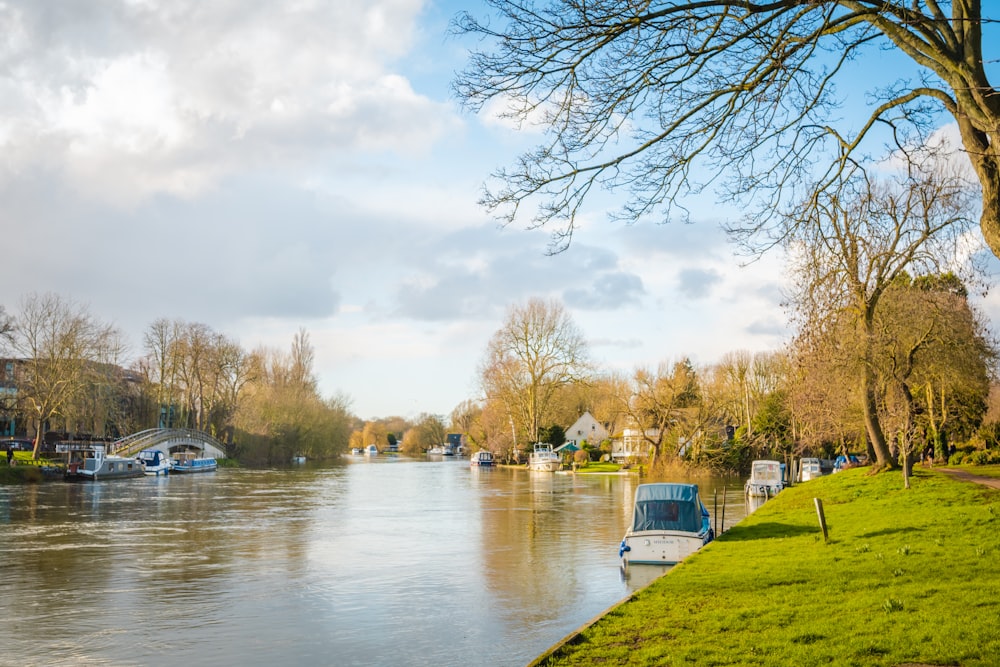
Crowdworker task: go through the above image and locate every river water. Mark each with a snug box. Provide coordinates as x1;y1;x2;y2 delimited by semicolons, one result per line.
0;457;747;667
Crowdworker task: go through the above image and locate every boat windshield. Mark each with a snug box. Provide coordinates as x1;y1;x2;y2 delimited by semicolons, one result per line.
630;484;703;533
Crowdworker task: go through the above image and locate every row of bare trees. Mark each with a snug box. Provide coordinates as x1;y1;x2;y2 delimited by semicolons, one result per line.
463;170;996;474
0;297;354;463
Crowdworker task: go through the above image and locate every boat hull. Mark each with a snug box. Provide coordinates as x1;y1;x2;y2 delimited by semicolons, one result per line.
620;530;712;565
528;460;560;472
171;459;217;473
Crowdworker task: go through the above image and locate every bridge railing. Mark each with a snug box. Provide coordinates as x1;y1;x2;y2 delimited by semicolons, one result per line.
111;428;226;458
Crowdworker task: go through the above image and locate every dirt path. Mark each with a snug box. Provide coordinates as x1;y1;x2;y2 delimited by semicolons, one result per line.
934;467;1000;489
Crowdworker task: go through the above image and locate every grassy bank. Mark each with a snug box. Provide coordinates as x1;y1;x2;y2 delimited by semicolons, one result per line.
533;466;1000;666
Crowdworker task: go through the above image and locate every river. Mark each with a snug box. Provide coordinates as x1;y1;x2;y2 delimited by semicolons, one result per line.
0;457;748;666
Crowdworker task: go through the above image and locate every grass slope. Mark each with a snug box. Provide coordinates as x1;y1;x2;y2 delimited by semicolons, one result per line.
535;467;1000;666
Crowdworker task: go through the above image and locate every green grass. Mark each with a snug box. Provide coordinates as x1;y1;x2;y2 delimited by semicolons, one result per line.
575;461;623;473
533;467;1000;666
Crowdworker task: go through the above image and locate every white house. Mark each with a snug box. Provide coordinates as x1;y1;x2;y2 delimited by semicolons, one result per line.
565;412;608;446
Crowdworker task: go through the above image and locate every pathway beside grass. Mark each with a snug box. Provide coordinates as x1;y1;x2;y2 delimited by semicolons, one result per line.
530;466;1000;667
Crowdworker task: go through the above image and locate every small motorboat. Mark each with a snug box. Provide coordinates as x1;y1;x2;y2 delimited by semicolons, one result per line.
745;460;786;497
137;449;172;476
619;483;714;566
798;457;824;482
470;450;495;467
364;444;378;457
528;443;561;472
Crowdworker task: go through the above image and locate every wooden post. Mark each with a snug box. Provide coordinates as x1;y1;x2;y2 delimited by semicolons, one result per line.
814;498;829;542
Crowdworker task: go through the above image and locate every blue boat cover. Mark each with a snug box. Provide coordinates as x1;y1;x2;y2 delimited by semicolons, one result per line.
630;483;705;533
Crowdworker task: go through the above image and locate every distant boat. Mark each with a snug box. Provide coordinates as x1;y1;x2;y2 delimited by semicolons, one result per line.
171;457;218;474
470;450;495;467
528;443;561;472
137;449;172;476
351;448;363;456
291;455;306;464
63;444;145;481
745;460;786;497
364;444;378;457
619;483;714;566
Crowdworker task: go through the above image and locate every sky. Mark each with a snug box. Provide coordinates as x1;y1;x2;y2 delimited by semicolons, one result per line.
1;1;995;421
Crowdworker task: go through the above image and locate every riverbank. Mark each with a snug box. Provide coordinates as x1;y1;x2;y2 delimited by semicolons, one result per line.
530;465;1000;666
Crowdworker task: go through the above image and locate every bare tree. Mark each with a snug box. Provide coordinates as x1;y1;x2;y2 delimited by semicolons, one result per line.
454;3;1000;258
479;298;590;444
9;293;121;458
784;164;978;470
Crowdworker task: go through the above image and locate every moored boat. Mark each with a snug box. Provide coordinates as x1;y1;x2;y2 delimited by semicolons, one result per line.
171;457;218;473
470;450;495;467
137;449;172;476
528;443;561;472
619;483;714;566
364;444;378;457
798;457;823;482
62;444;145;481
745;459;786;497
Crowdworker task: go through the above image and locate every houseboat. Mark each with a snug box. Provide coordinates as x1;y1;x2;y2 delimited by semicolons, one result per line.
619;483;714;566
171;456;218;473
62;444;146;481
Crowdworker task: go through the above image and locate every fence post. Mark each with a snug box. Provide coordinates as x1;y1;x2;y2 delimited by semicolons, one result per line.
814;498;829;542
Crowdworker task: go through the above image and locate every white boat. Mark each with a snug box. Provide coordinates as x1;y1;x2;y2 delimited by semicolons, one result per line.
470;450;495;467
745;460;786;497
171;457;218;474
528;443;561;472
619;483;714;566
291;455;306;464
137;449;172;476
62;444;145;481
798;457;823;482
351;447;363;456
364;444;378;457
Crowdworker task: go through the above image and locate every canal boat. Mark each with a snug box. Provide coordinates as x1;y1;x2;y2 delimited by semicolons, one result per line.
528;443;561;472
744;459;786;497
619;483;714;566
137;449;172;476
62;444;146;481
171;456;218;473
470;450;495;467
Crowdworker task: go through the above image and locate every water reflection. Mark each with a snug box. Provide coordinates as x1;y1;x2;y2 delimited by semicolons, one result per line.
0;461;748;667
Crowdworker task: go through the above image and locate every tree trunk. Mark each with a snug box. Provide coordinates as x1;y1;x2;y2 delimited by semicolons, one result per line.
862;370;895;470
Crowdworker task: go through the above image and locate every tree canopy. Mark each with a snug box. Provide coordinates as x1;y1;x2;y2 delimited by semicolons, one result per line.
454;2;1000;257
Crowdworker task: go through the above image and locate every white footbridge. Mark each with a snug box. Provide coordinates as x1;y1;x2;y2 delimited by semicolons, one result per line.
110;428;226;460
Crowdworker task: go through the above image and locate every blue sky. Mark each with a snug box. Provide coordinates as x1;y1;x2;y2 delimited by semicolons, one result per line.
1;1;991;420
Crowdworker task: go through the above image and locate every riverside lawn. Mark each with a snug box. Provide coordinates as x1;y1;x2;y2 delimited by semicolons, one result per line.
532;466;1000;667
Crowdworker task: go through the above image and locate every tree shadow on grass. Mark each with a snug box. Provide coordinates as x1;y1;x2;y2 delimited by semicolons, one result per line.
719;522;820;541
